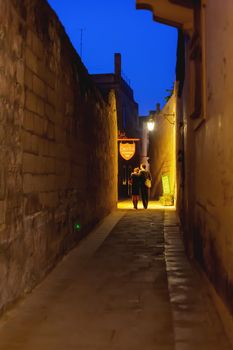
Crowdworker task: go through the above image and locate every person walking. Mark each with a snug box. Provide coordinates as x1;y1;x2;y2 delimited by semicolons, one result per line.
139;163;152;209
129;167;140;209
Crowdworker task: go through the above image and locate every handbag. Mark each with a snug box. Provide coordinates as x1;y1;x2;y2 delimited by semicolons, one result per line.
145;178;151;188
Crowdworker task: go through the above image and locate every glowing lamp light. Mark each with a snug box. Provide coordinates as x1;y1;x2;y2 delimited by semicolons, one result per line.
147;118;155;131
74;223;81;231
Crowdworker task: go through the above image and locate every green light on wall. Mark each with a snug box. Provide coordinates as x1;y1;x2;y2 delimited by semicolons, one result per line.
74;223;81;231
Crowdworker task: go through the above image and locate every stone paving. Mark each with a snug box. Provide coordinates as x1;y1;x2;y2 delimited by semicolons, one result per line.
163;211;231;350
0;207;231;350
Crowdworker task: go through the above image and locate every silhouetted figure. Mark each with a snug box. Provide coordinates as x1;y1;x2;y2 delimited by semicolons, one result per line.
129;167;140;209
139;164;152;209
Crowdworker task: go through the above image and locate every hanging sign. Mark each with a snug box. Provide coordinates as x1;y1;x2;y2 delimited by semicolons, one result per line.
119;142;135;161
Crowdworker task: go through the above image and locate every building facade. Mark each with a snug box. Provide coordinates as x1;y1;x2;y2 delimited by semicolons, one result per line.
92;54;140;198
148;97;176;204
0;0;118;314
136;0;233;338
138;115;150;170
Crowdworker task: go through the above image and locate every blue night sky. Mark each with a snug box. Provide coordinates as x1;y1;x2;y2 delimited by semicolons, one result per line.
47;0;177;115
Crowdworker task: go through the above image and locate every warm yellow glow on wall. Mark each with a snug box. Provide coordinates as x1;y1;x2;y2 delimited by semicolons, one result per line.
148;91;176;205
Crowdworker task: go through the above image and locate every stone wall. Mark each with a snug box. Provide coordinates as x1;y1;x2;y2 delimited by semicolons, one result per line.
193;0;233;315
0;0;117;313
177;0;233;318
149;94;176;201
136;0;233;336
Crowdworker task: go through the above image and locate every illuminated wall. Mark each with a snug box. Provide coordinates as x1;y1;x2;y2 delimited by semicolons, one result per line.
175;1;233;323
136;0;233;336
149;93;176;202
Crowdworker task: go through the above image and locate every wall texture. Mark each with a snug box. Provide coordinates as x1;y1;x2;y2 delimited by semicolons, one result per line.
0;0;117;313
136;0;233;337
177;0;233;317
149;94;176;201
193;0;233;315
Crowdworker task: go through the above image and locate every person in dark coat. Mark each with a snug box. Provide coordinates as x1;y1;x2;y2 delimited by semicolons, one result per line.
129;167;140;209
139;163;152;209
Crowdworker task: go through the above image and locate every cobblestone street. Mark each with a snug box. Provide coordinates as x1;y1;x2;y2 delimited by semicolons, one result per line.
0;207;231;350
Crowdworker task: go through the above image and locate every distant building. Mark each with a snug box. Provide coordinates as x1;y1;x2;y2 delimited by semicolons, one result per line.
139;116;150;169
92;54;141;199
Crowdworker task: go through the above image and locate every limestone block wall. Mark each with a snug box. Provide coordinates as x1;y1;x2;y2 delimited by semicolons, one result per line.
0;0;117;313
178;0;233;318
193;0;233;315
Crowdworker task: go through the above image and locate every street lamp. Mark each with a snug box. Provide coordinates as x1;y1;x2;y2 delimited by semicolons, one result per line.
147;112;175;131
146;111;155;131
147;115;155;131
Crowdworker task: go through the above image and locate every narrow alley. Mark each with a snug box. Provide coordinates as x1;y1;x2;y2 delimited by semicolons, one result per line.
0;207;231;350
1;0;233;349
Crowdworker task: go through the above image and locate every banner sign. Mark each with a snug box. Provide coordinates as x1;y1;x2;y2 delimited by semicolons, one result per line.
119;142;135;161
162;175;171;195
